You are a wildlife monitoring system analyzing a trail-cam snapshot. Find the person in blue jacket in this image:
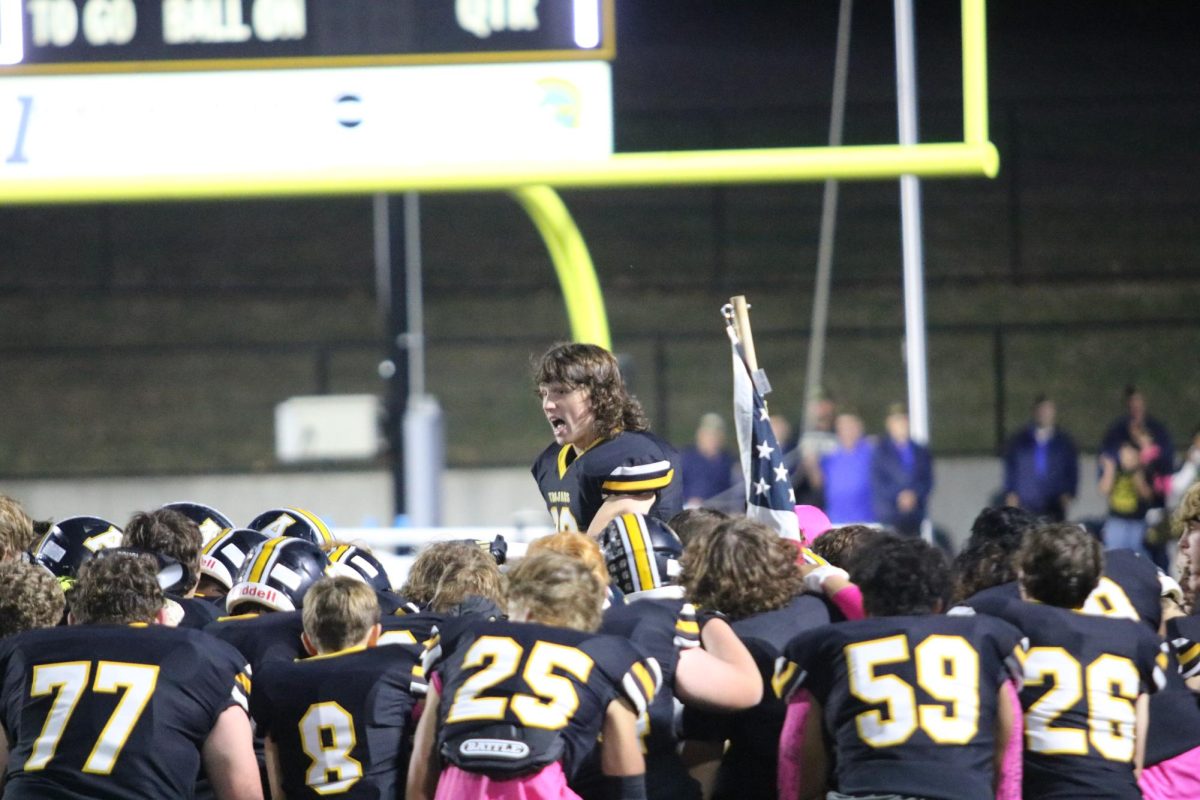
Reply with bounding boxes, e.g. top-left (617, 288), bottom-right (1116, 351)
top-left (1003, 395), bottom-right (1079, 521)
top-left (870, 404), bottom-right (933, 537)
